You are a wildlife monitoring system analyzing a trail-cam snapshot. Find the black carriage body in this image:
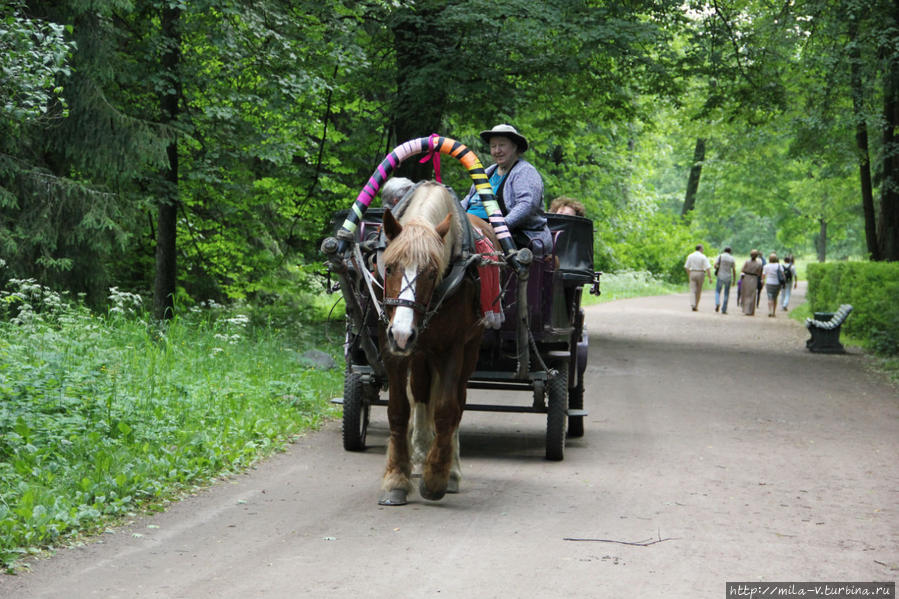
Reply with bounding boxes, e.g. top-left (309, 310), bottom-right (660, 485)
top-left (327, 209), bottom-right (598, 459)
top-left (471, 213), bottom-right (593, 377)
